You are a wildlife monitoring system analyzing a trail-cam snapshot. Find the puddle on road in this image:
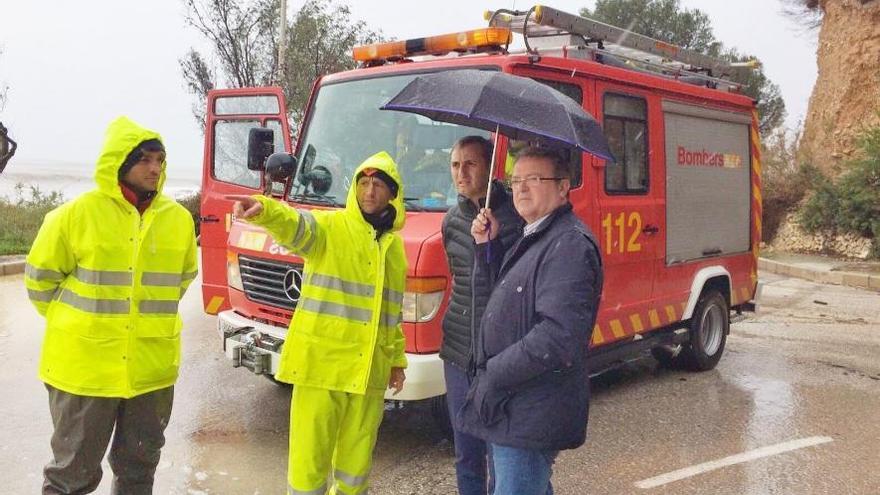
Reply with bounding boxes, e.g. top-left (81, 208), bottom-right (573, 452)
top-left (724, 351), bottom-right (802, 494)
